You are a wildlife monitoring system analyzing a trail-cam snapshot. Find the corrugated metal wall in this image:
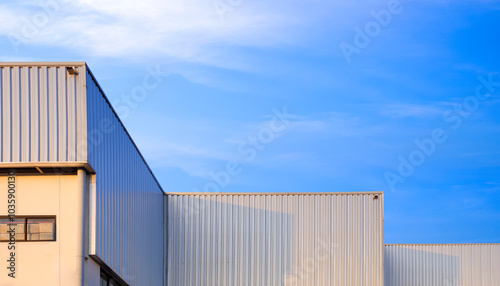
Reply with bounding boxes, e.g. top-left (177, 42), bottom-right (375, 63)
top-left (0, 63), bottom-right (165, 285)
top-left (166, 193), bottom-right (384, 286)
top-left (0, 64), bottom-right (87, 162)
top-left (384, 244), bottom-right (500, 286)
top-left (86, 69), bottom-right (164, 286)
